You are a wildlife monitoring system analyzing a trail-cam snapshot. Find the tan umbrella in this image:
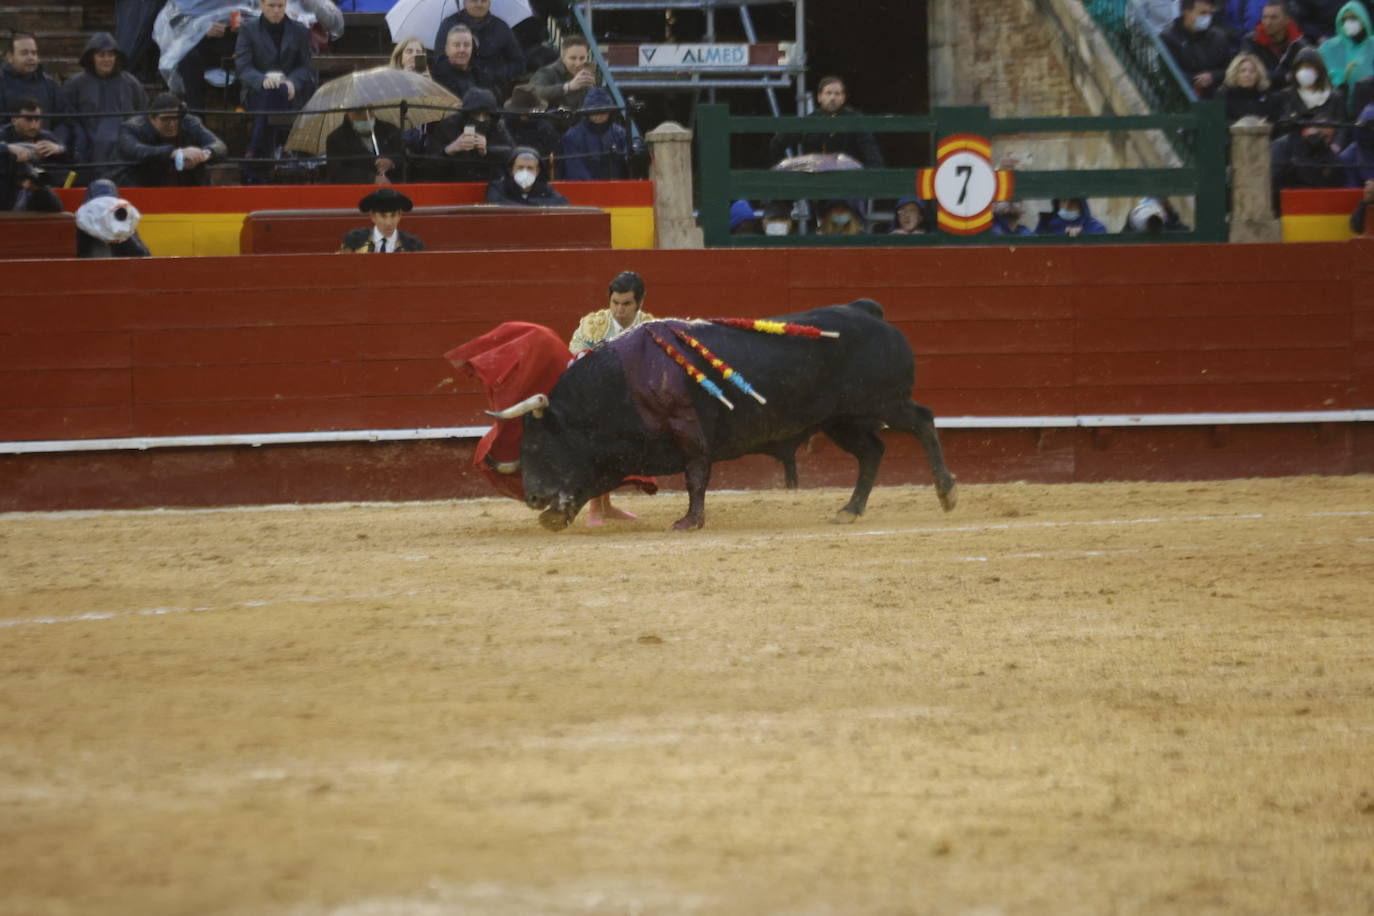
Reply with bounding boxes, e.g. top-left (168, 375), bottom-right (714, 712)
top-left (284, 67), bottom-right (461, 155)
